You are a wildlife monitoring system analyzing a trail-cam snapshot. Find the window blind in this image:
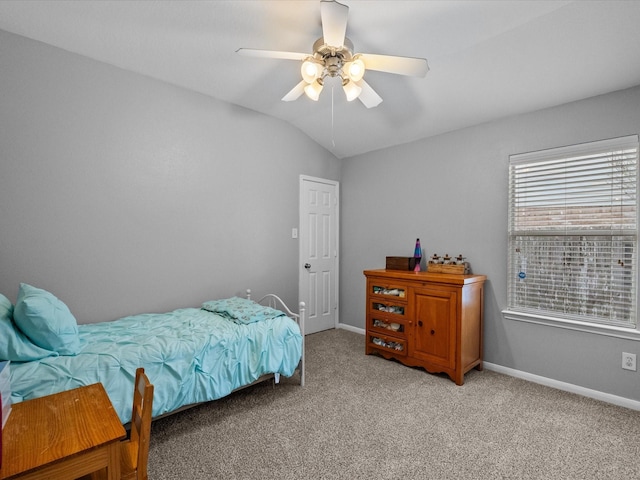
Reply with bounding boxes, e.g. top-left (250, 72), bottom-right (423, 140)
top-left (508, 135), bottom-right (639, 327)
